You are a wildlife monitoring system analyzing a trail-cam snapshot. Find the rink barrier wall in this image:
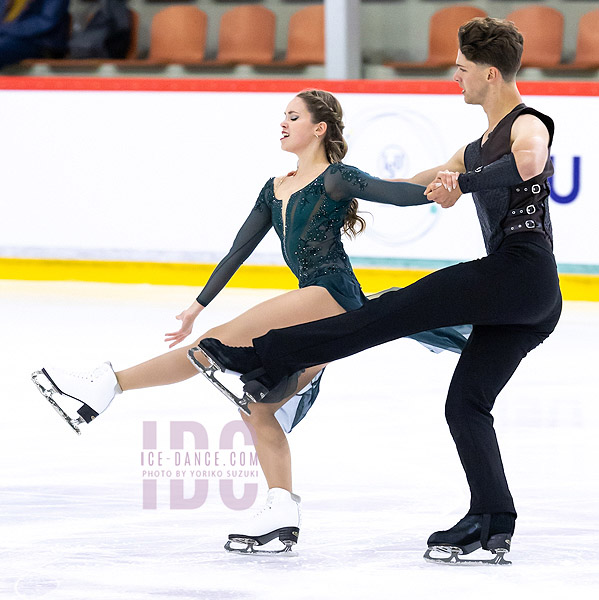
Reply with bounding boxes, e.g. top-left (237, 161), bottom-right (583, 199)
top-left (2, 77), bottom-right (597, 301)
top-left (1, 258), bottom-right (597, 302)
